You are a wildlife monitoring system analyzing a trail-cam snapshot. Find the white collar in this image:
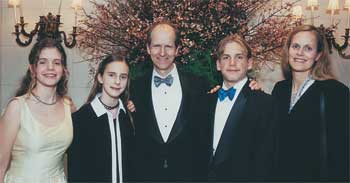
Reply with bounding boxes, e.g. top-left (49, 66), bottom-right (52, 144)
top-left (91, 93), bottom-right (126, 117)
top-left (222, 77), bottom-right (248, 91)
top-left (152, 63), bottom-right (178, 79)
